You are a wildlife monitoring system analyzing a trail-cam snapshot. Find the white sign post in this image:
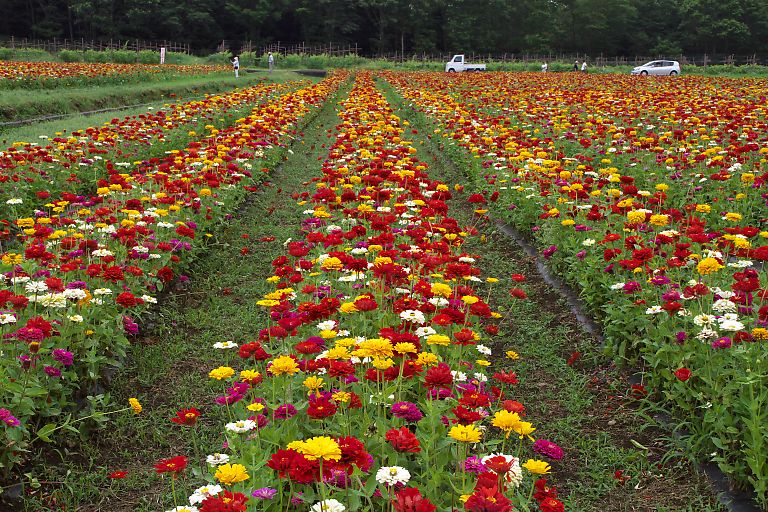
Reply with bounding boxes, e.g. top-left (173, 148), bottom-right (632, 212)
top-left (160, 47), bottom-right (166, 64)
